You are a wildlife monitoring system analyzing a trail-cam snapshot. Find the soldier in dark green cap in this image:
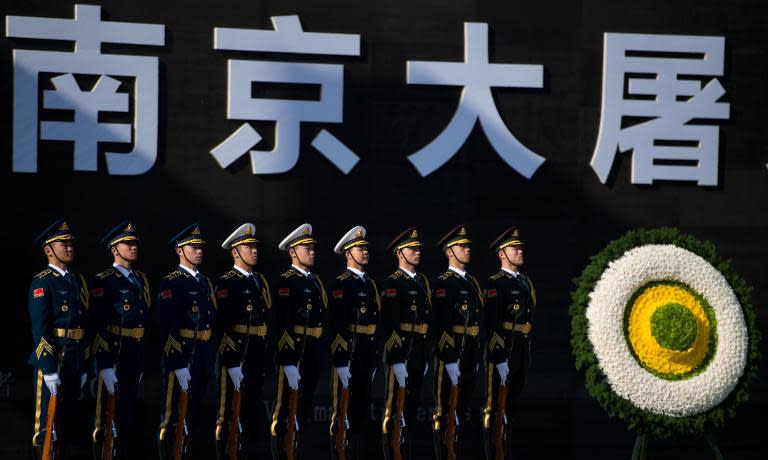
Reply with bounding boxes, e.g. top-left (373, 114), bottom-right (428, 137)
top-left (156, 223), bottom-right (217, 459)
top-left (28, 219), bottom-right (91, 460)
top-left (380, 227), bottom-right (432, 460)
top-left (482, 227), bottom-right (536, 460)
top-left (430, 225), bottom-right (484, 460)
top-left (90, 220), bottom-right (150, 460)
